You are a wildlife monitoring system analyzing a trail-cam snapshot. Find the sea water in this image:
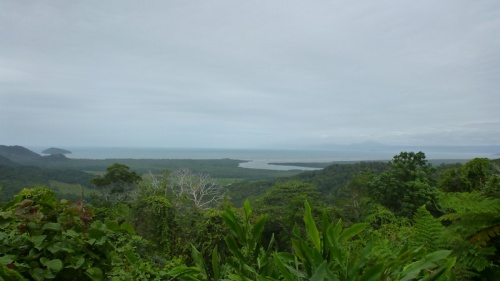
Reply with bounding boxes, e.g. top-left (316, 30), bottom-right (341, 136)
top-left (30, 146), bottom-right (496, 171)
